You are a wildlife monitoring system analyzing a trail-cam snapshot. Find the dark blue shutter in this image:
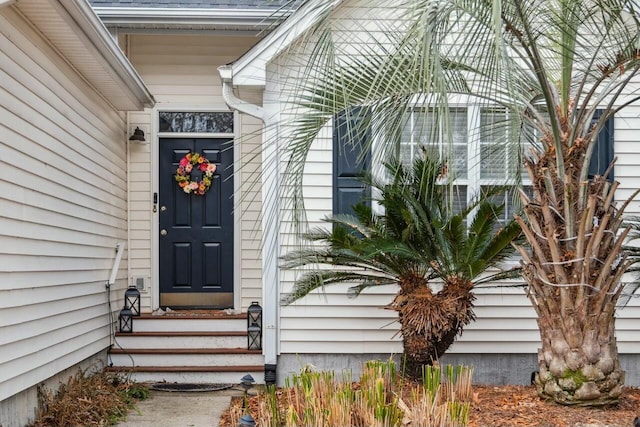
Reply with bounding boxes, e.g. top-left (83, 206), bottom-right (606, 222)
top-left (588, 110), bottom-right (614, 181)
top-left (333, 107), bottom-right (371, 215)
